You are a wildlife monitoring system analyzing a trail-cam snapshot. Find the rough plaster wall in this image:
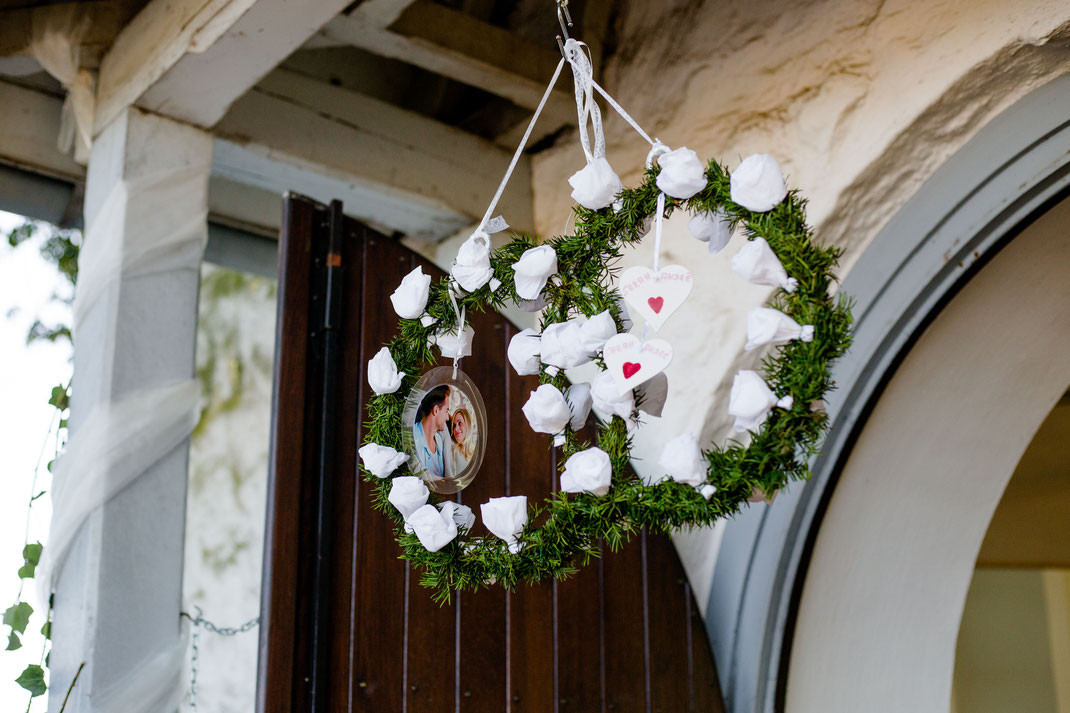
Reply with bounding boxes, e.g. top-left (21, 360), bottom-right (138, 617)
top-left (182, 265), bottom-right (276, 713)
top-left (528, 0), bottom-right (1070, 610)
